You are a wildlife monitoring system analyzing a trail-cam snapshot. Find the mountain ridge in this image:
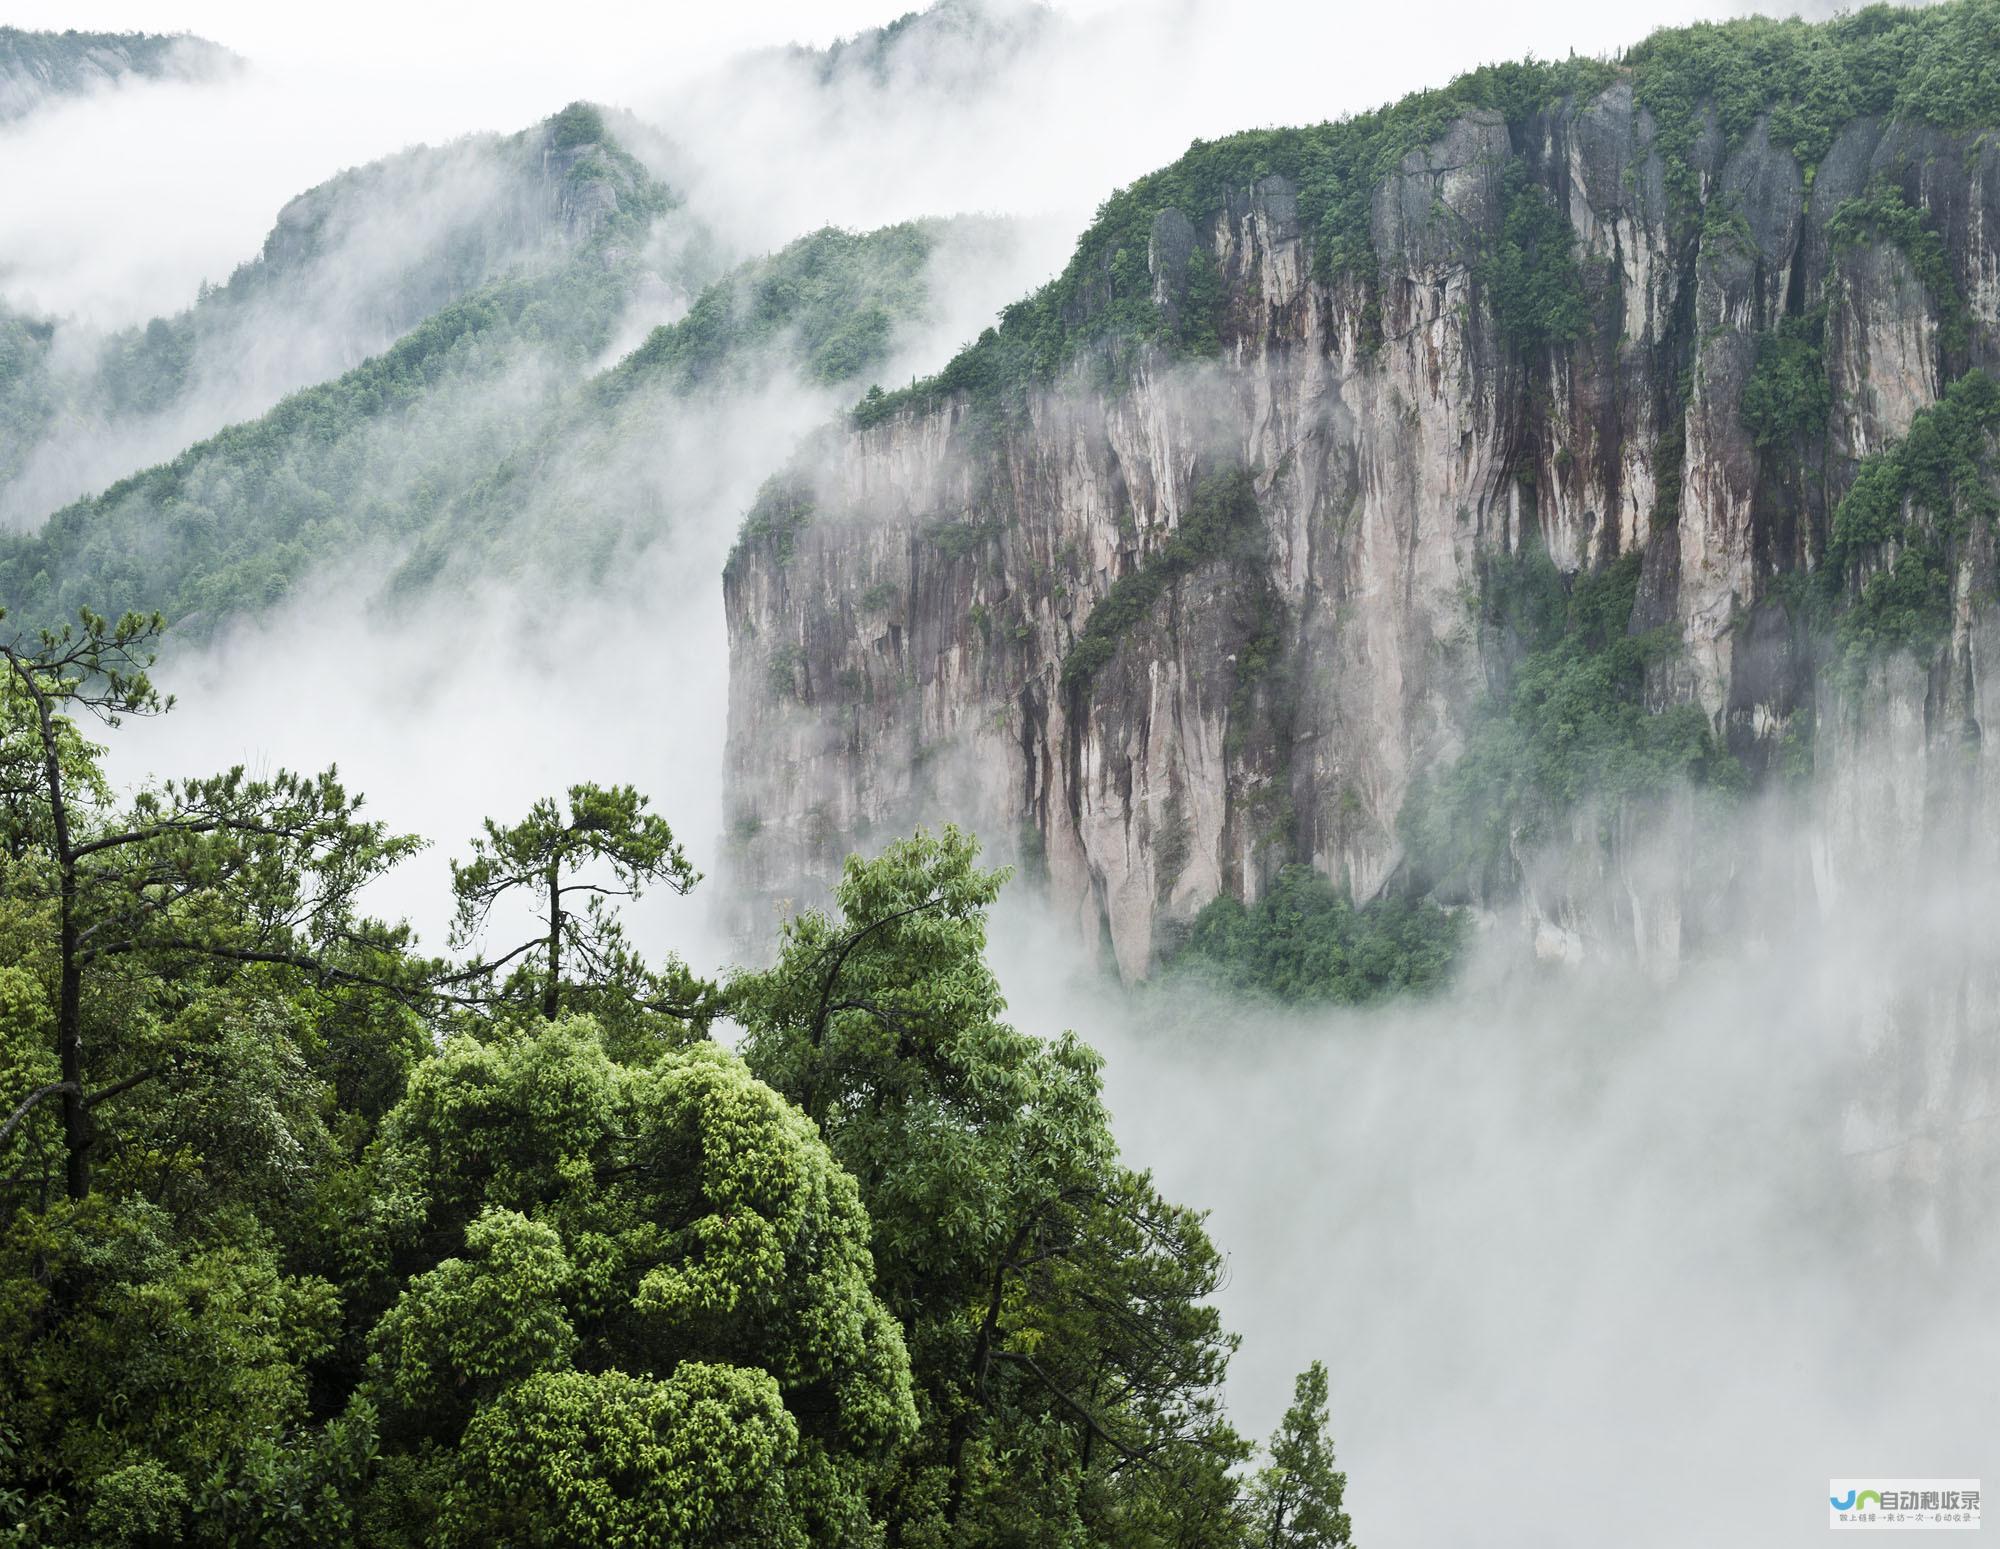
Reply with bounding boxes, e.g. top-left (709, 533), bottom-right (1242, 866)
top-left (0, 26), bottom-right (237, 123)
